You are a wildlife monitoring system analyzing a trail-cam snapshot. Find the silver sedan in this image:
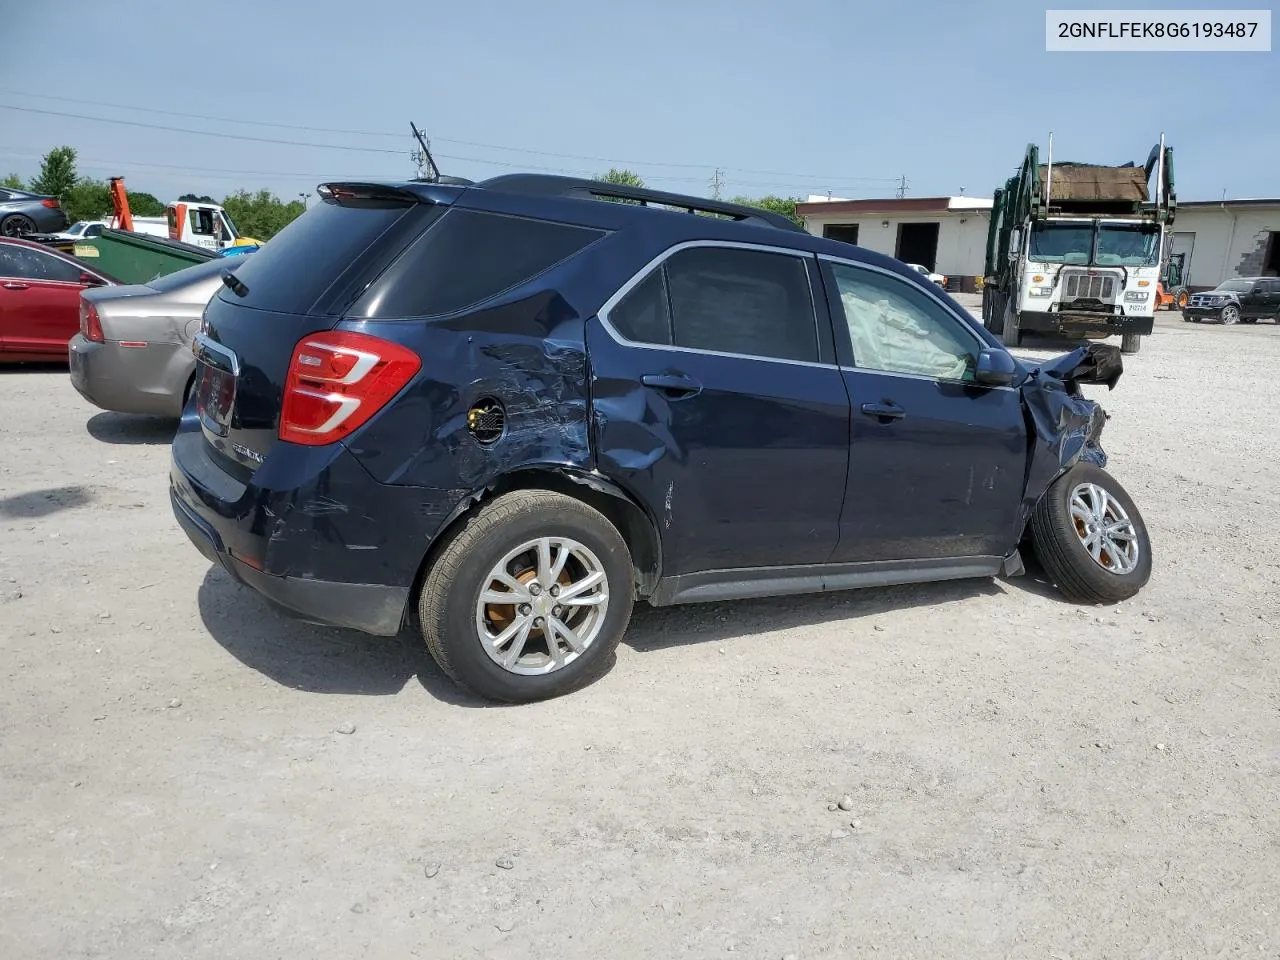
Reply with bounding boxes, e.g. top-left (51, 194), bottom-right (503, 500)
top-left (69, 257), bottom-right (242, 418)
